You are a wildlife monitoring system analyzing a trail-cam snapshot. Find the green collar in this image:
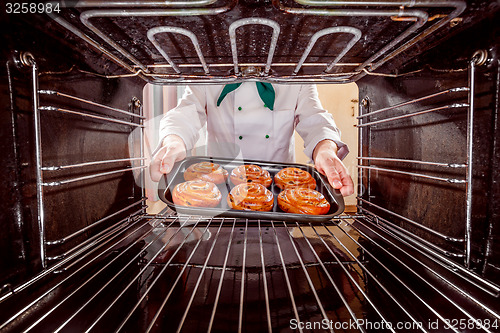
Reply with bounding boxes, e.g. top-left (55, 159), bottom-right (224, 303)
top-left (216, 82), bottom-right (275, 110)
